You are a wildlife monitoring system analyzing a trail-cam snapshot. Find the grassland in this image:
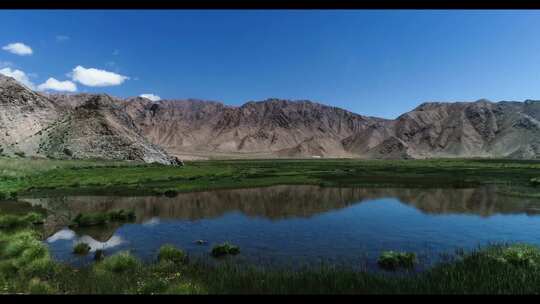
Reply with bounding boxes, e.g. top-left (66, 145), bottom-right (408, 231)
top-left (2, 156), bottom-right (540, 294)
top-left (2, 157), bottom-right (540, 199)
